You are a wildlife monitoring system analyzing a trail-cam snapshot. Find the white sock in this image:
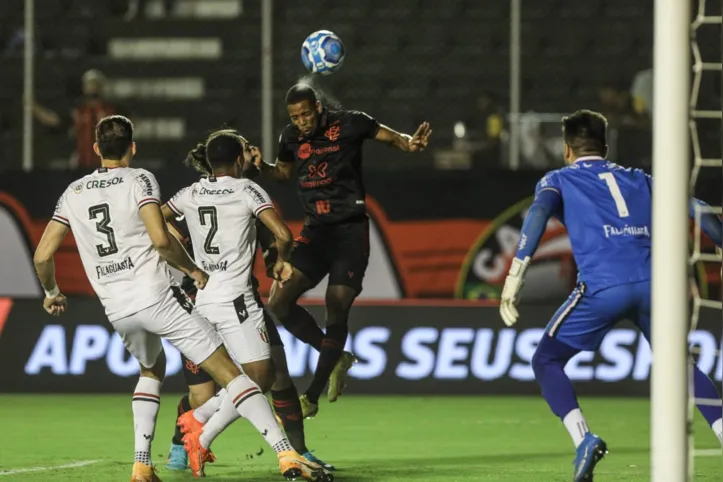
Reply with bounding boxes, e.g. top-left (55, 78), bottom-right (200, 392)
top-left (193, 389), bottom-right (226, 424)
top-left (132, 377), bottom-right (162, 465)
top-left (213, 375), bottom-right (291, 453)
top-left (563, 408), bottom-right (590, 448)
top-left (199, 391), bottom-right (241, 449)
top-left (712, 418), bottom-right (723, 444)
